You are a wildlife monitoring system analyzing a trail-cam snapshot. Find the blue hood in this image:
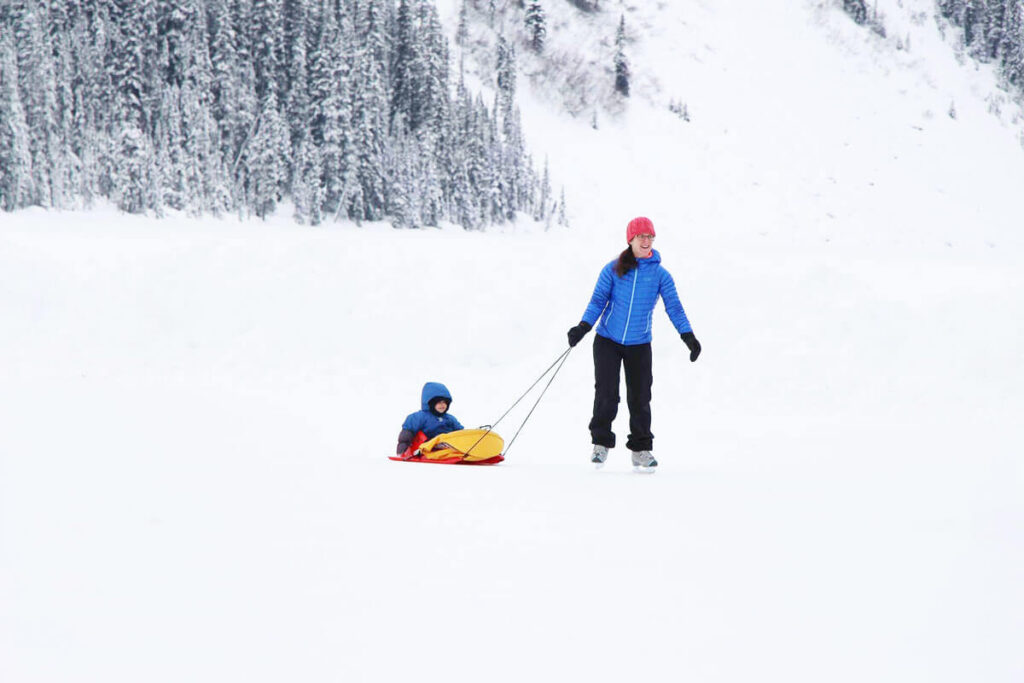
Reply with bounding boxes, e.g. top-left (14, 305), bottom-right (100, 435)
top-left (421, 382), bottom-right (453, 411)
top-left (640, 249), bottom-right (662, 266)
